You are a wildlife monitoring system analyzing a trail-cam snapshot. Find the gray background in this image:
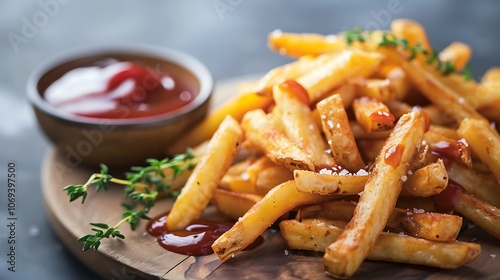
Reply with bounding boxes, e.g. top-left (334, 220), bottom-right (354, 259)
top-left (1, 1), bottom-right (499, 279)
